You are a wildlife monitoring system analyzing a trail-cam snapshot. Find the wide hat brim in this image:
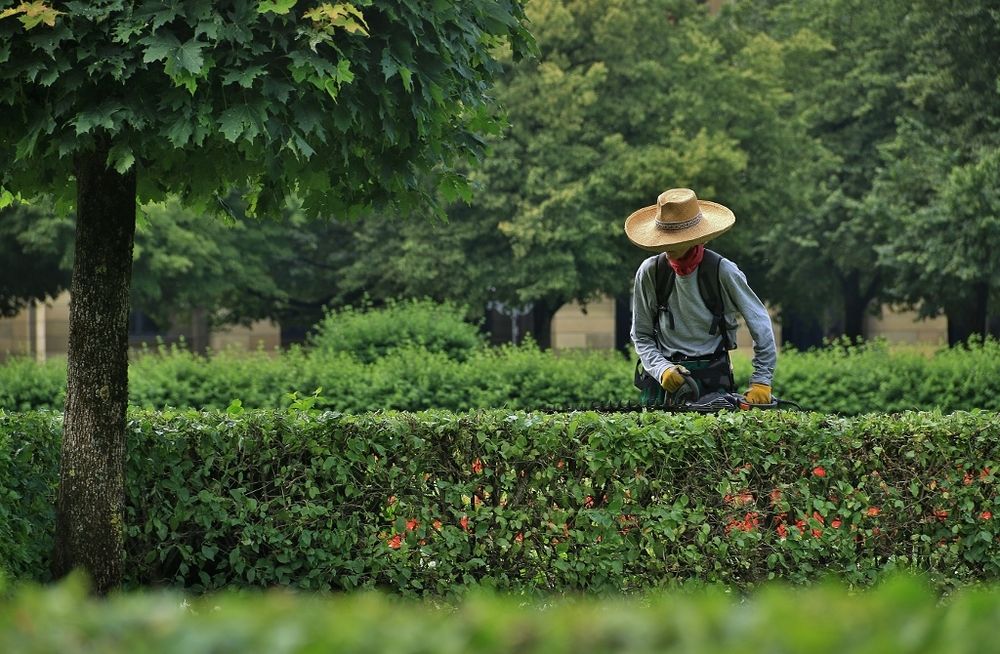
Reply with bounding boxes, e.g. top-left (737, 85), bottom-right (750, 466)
top-left (624, 199), bottom-right (735, 252)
